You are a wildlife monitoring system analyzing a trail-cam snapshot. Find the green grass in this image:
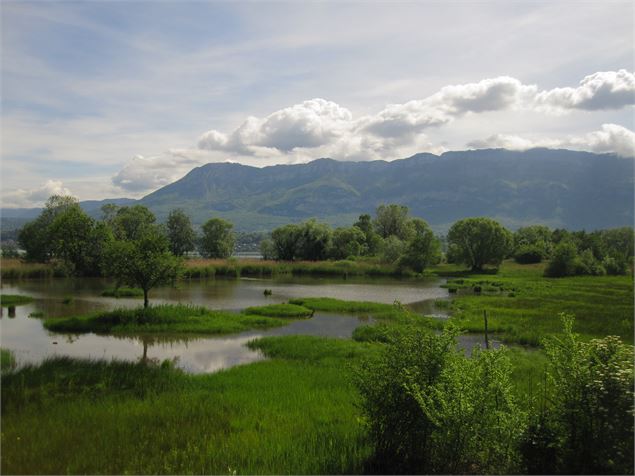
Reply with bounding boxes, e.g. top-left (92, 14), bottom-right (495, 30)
top-left (0, 294), bottom-right (34, 306)
top-left (1, 349), bottom-right (16, 373)
top-left (1, 346), bottom-right (371, 474)
top-left (43, 304), bottom-right (289, 335)
top-left (444, 261), bottom-right (634, 346)
top-left (289, 297), bottom-right (395, 313)
top-left (243, 303), bottom-right (314, 318)
top-left (101, 287), bottom-right (144, 298)
top-left (289, 297), bottom-right (444, 329)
